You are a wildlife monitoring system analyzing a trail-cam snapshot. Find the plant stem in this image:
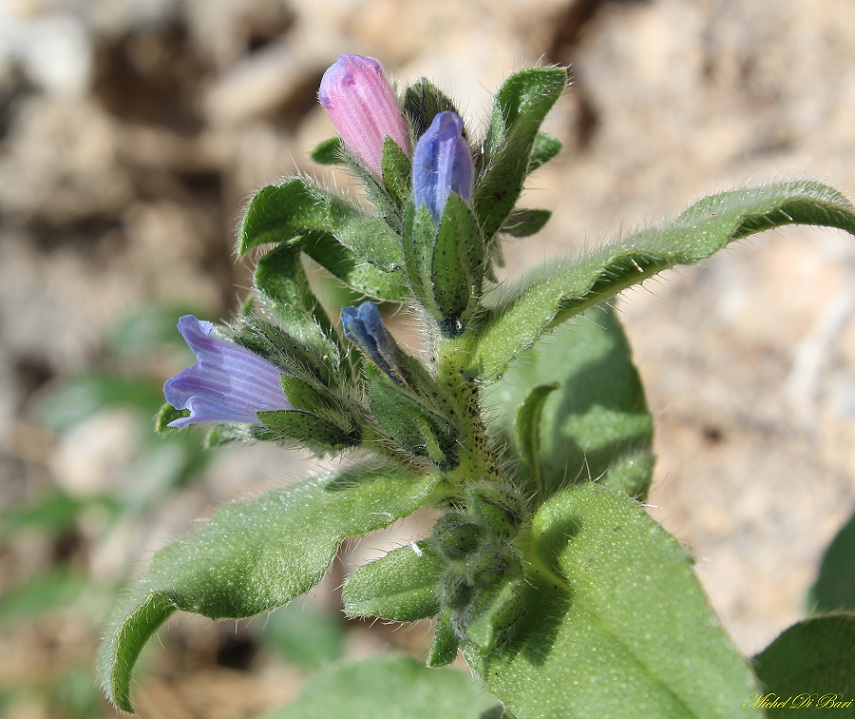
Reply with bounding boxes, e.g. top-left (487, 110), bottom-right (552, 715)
top-left (435, 330), bottom-right (502, 486)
